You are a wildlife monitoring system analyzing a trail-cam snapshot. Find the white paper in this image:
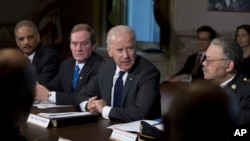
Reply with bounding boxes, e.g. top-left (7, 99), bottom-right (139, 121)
top-left (107, 120), bottom-right (163, 133)
top-left (110, 128), bottom-right (137, 141)
top-left (33, 101), bottom-right (74, 109)
top-left (38, 112), bottom-right (92, 119)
